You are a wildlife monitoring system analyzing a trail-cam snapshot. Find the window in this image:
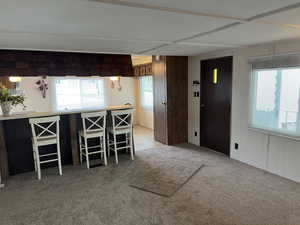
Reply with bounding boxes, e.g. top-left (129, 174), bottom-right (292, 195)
top-left (53, 78), bottom-right (105, 111)
top-left (140, 76), bottom-right (153, 109)
top-left (250, 67), bottom-right (300, 137)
